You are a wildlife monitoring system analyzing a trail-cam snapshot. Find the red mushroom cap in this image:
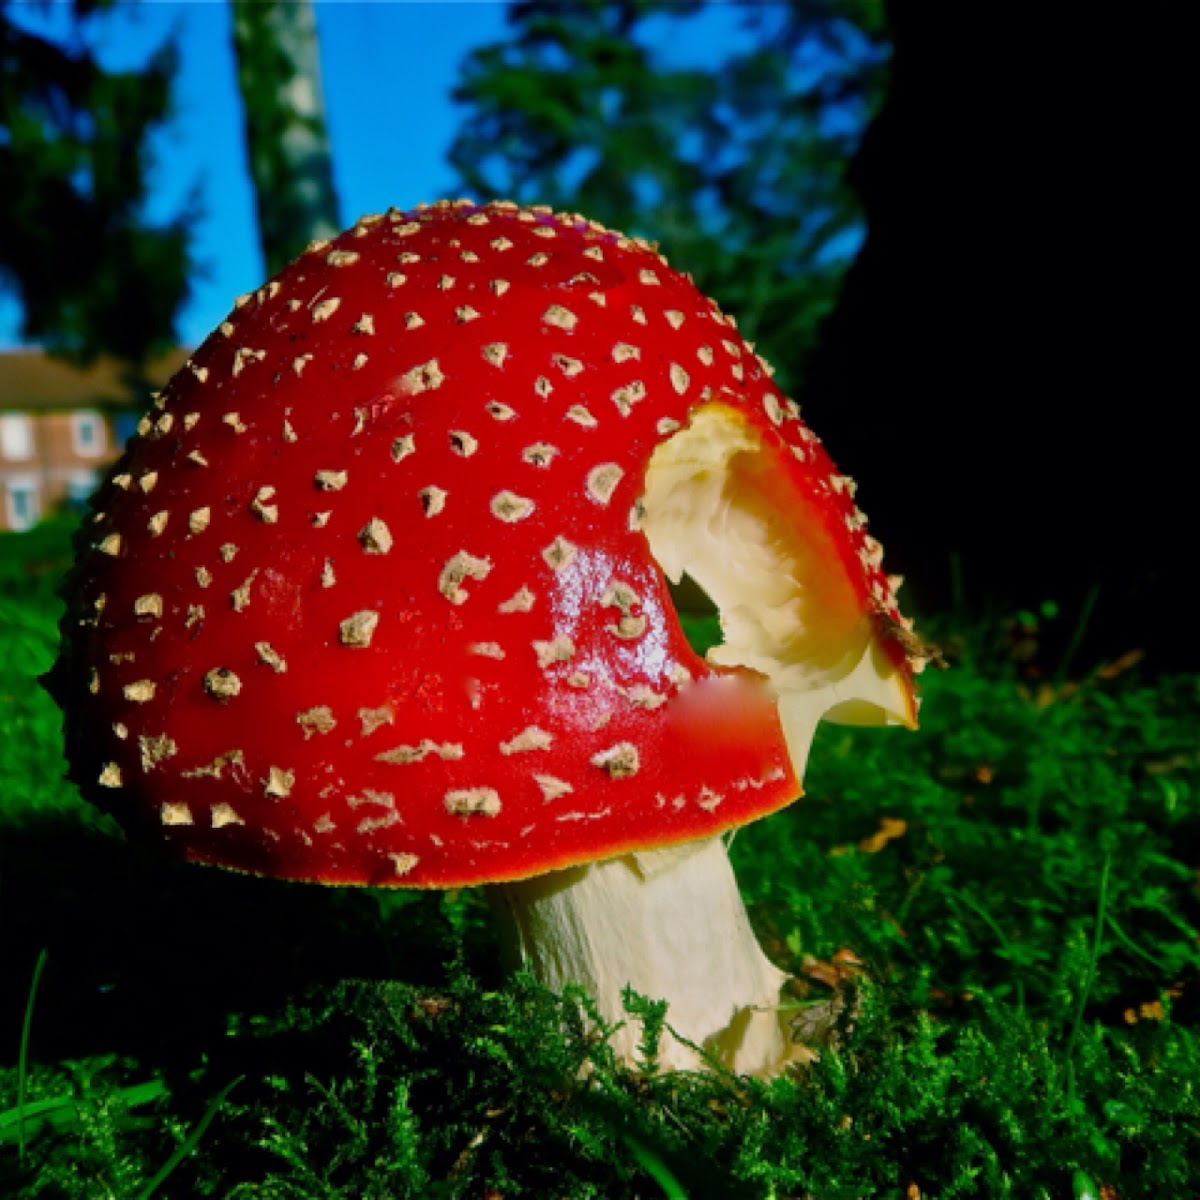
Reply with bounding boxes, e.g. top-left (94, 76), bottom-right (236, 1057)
top-left (51, 199), bottom-right (919, 887)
